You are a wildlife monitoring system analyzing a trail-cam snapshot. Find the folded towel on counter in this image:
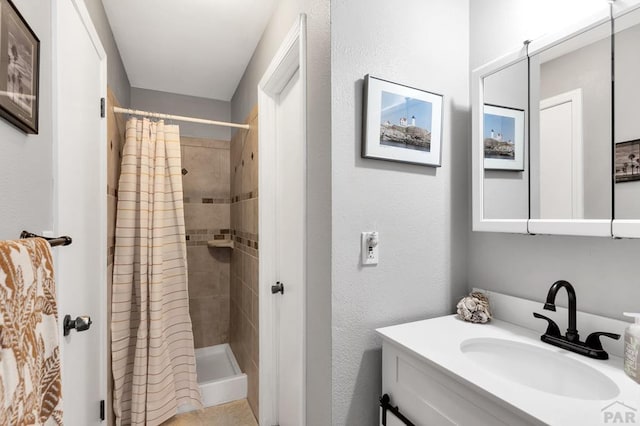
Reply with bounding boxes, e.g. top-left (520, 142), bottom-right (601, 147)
top-left (0, 238), bottom-right (63, 425)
